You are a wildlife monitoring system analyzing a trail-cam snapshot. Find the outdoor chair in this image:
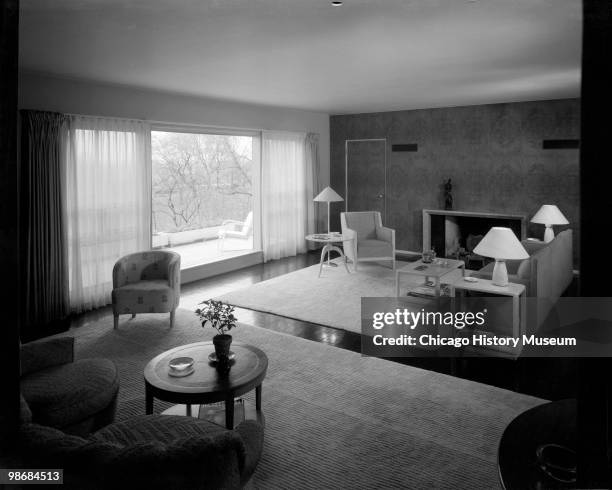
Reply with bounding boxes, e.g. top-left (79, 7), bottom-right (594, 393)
top-left (218, 211), bottom-right (253, 250)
